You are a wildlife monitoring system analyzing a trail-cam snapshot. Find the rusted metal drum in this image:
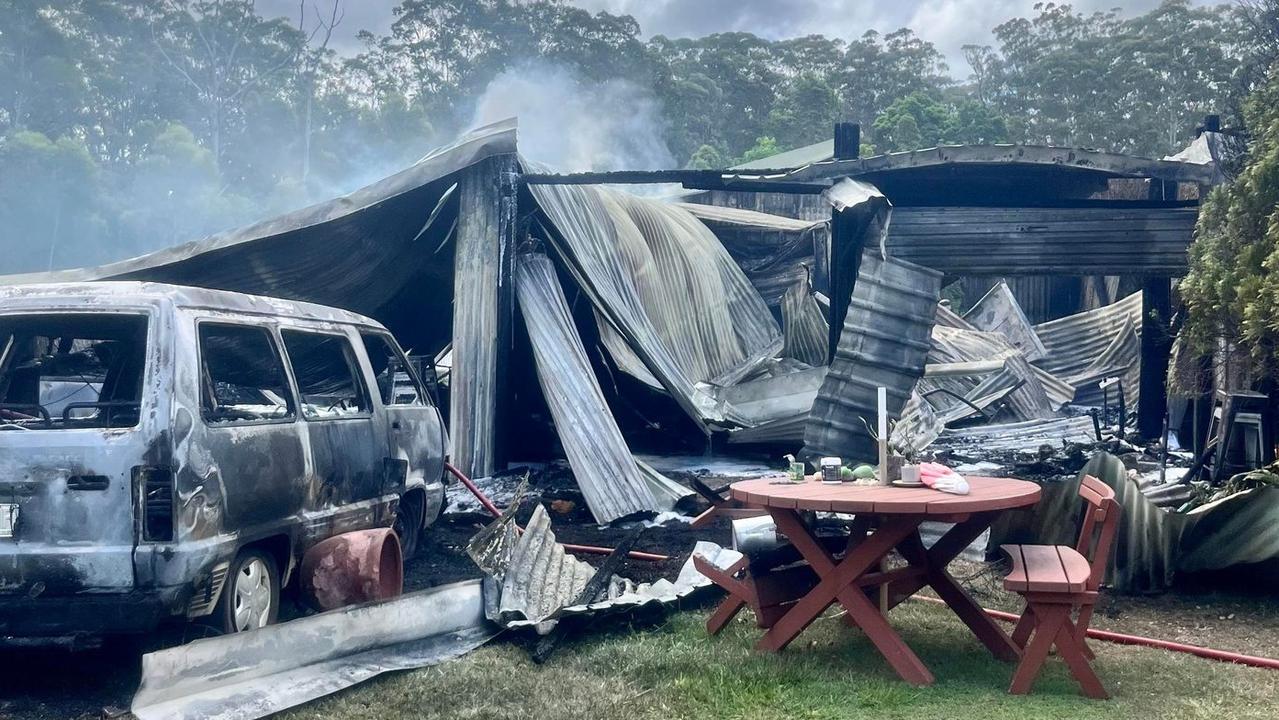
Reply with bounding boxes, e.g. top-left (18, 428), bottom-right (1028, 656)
top-left (300, 528), bottom-right (404, 611)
